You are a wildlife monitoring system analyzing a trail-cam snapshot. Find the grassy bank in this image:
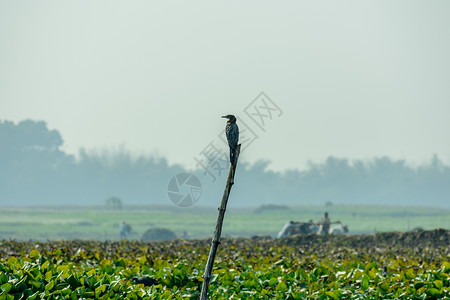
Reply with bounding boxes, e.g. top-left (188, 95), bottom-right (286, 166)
top-left (0, 205), bottom-right (449, 241)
